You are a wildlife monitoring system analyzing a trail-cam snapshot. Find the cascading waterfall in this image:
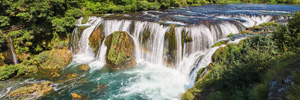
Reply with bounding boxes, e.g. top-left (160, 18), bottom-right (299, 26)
top-left (71, 14), bottom-right (274, 77)
top-left (8, 38), bottom-right (18, 64)
top-left (188, 45), bottom-right (226, 87)
top-left (72, 17), bottom-right (103, 64)
top-left (67, 4), bottom-right (296, 99)
top-left (0, 4), bottom-right (298, 100)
